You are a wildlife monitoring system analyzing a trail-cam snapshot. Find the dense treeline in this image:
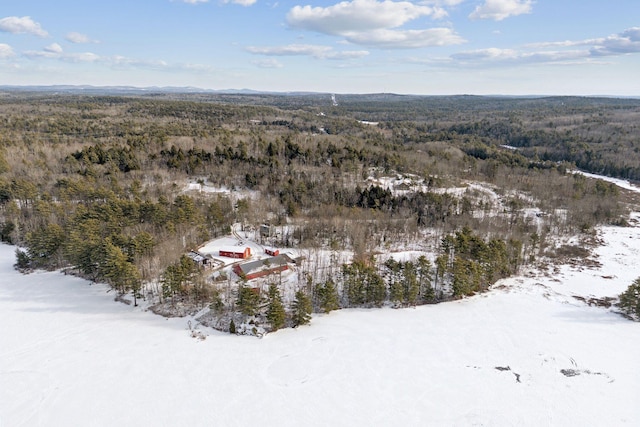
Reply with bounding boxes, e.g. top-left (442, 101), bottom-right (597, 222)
top-left (0, 92), bottom-right (633, 331)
